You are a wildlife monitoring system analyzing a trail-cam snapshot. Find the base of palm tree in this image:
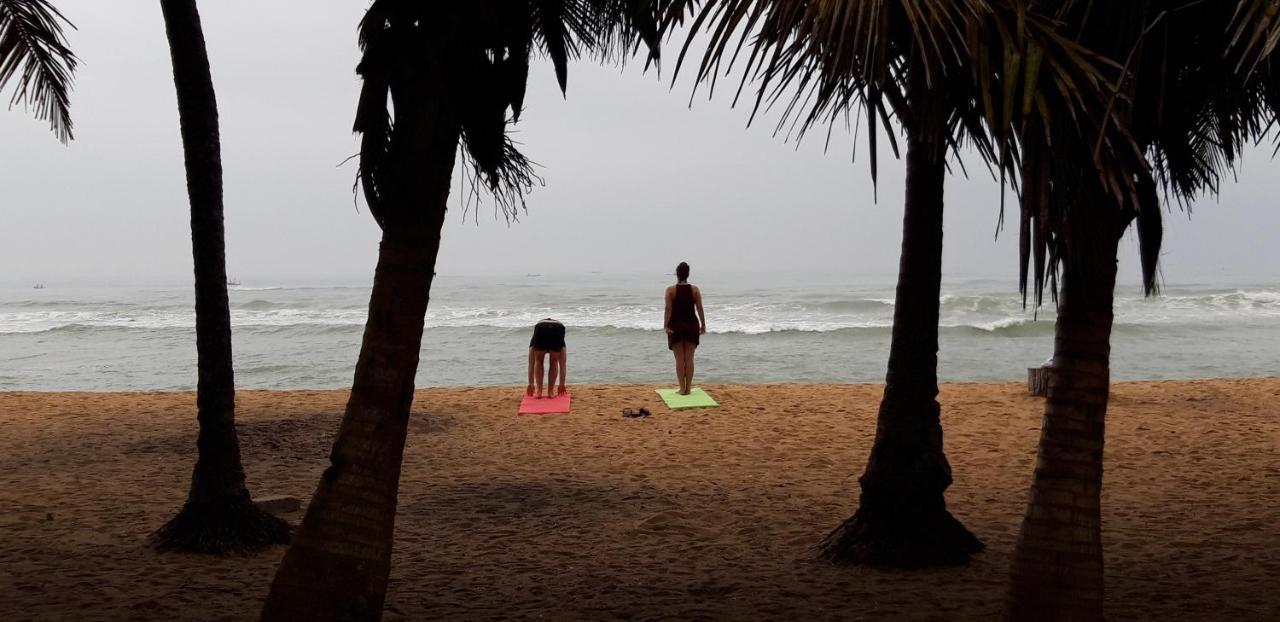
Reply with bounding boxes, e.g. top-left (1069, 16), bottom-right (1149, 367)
top-left (152, 495), bottom-right (292, 554)
top-left (816, 506), bottom-right (983, 568)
